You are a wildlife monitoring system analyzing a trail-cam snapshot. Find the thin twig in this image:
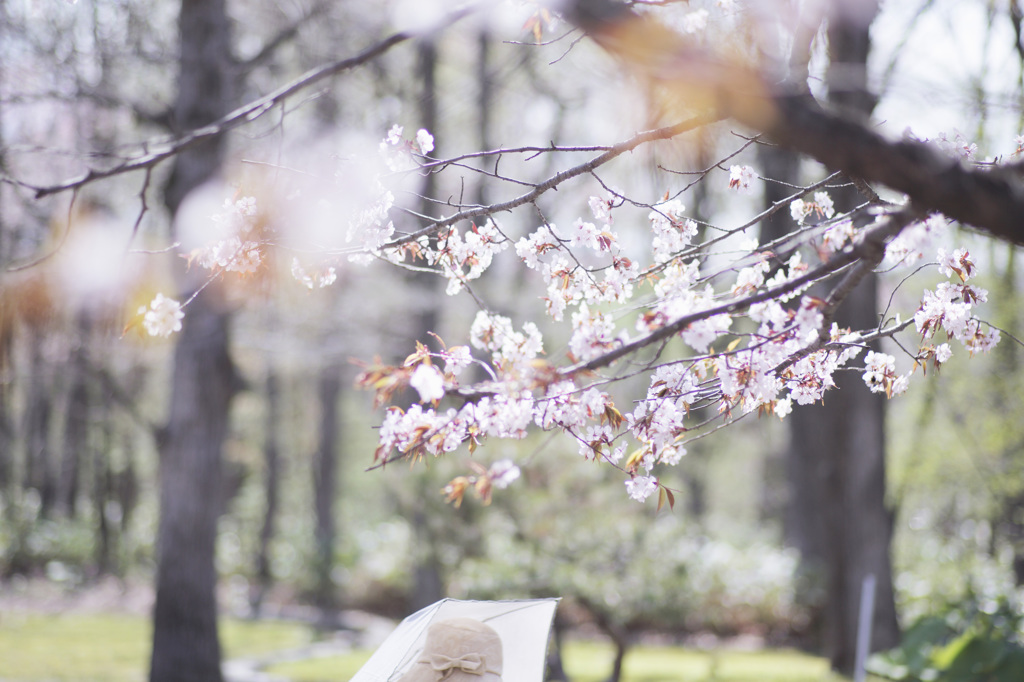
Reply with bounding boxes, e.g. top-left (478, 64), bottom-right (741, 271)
top-left (385, 114), bottom-right (723, 247)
